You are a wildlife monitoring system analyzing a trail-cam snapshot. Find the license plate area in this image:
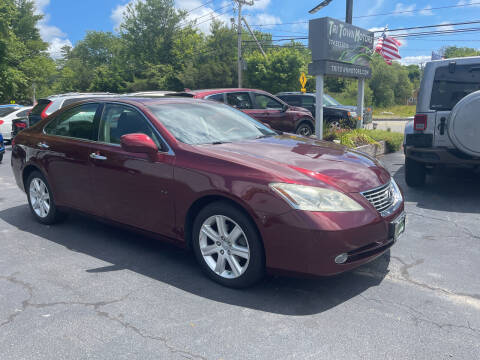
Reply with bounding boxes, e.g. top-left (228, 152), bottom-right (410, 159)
top-left (389, 212), bottom-right (406, 241)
